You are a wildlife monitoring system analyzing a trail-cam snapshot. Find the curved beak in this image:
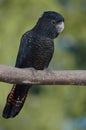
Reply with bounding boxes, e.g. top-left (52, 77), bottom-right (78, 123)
top-left (56, 21), bottom-right (64, 33)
